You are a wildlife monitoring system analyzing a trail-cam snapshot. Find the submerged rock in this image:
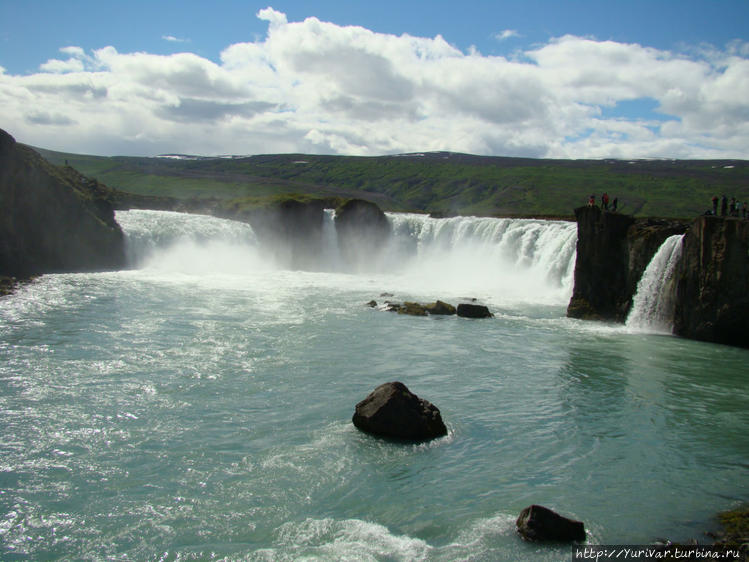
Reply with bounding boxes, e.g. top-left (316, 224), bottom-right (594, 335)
top-left (516, 504), bottom-right (586, 543)
top-left (352, 381), bottom-right (447, 441)
top-left (456, 303), bottom-right (493, 318)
